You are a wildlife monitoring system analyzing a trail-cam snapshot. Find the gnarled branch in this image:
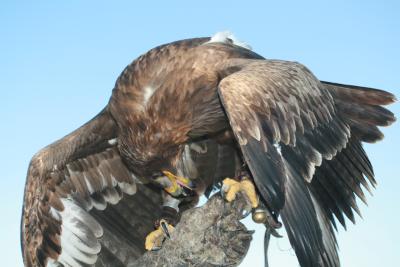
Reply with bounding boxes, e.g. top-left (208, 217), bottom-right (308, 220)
top-left (129, 194), bottom-right (254, 267)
